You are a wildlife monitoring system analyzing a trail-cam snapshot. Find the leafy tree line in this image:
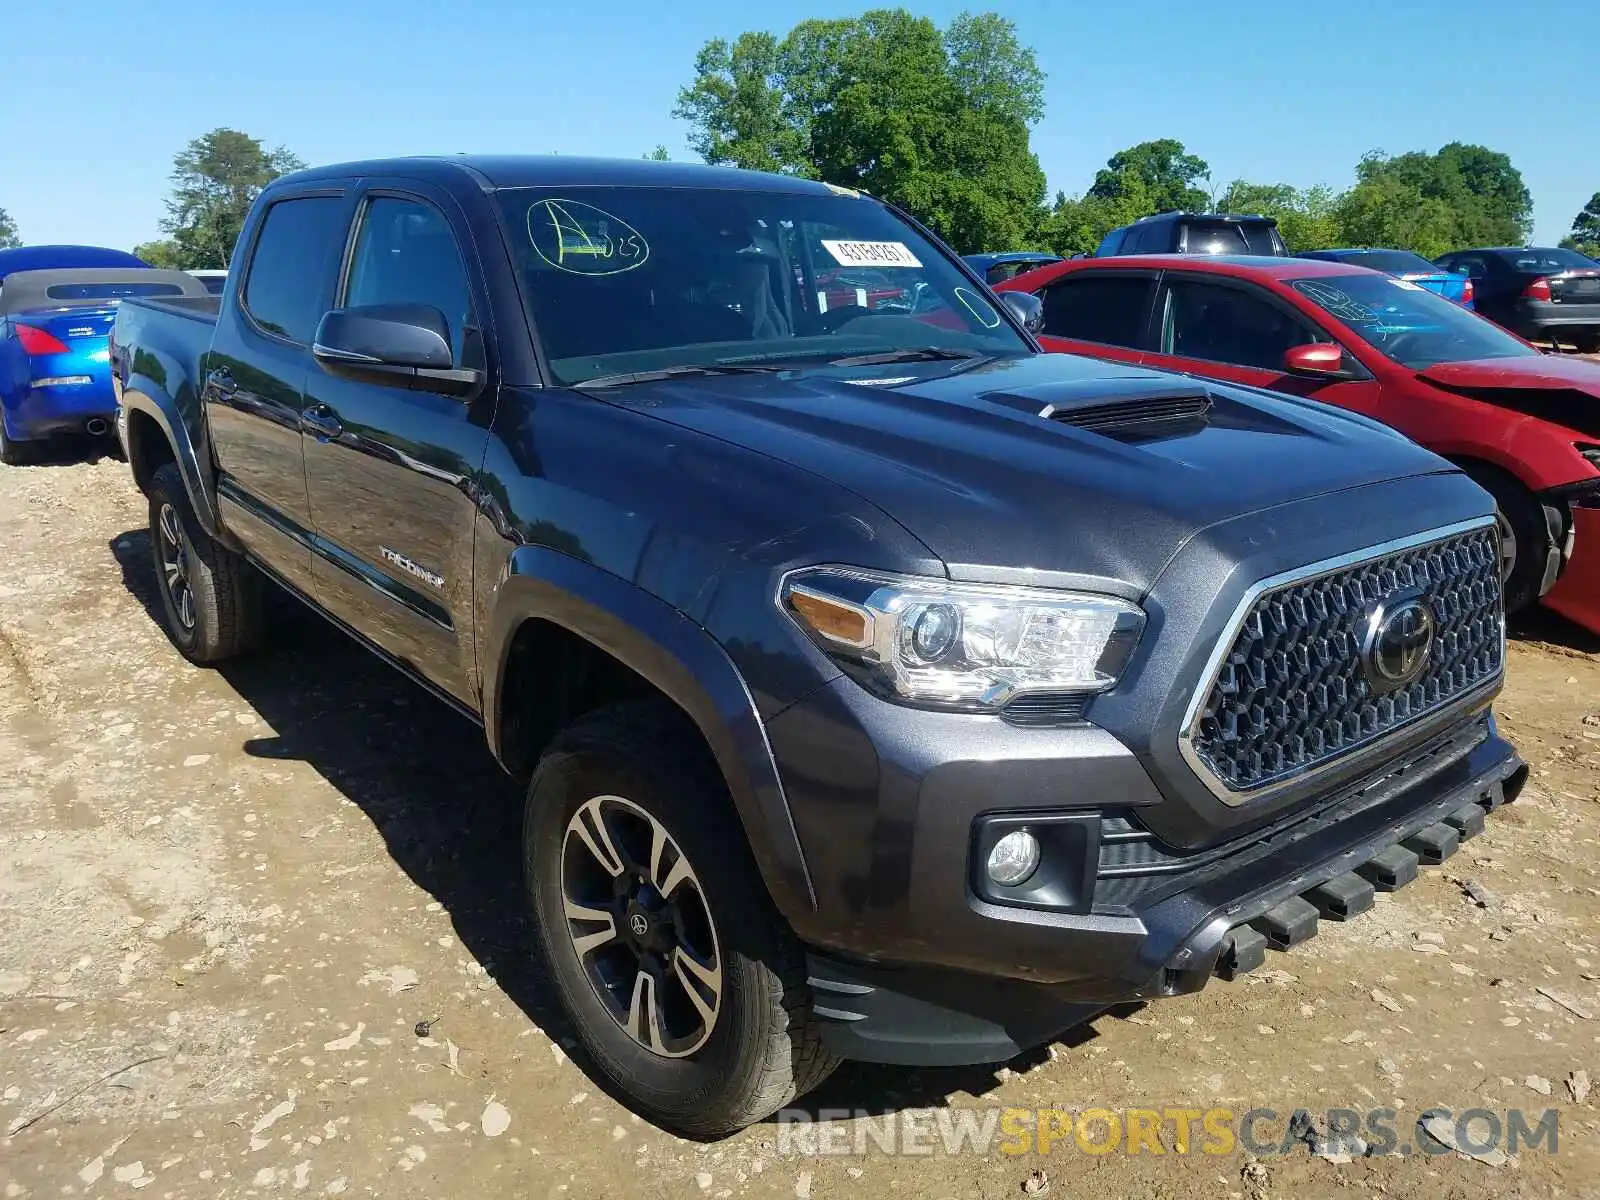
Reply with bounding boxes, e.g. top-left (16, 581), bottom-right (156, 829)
top-left (675, 9), bottom-right (1595, 261)
top-left (0, 206), bottom-right (20, 250)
